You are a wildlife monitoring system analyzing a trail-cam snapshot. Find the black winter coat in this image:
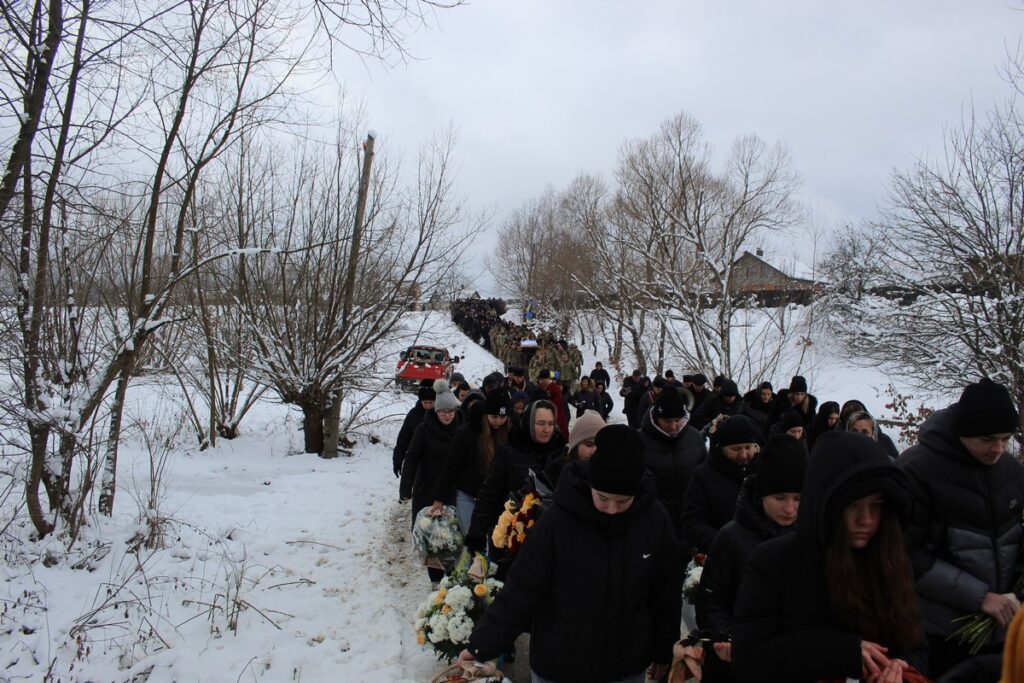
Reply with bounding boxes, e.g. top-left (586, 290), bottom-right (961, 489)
top-left (465, 422), bottom-right (567, 552)
top-left (589, 367), bottom-right (611, 386)
top-left (682, 447), bottom-right (759, 554)
top-left (399, 411), bottom-right (458, 524)
top-left (691, 394), bottom-right (742, 432)
top-left (765, 389), bottom-right (818, 434)
top-left (639, 408), bottom-right (707, 542)
top-left (569, 389), bottom-right (599, 418)
top-left (696, 476), bottom-right (796, 683)
top-left (738, 391), bottom-right (774, 429)
top-left (899, 406), bottom-right (1024, 641)
top-left (432, 421), bottom-right (490, 502)
top-left (623, 385), bottom-right (646, 427)
top-left (594, 390), bottom-right (614, 420)
top-left (393, 402), bottom-right (428, 474)
top-left (731, 433), bottom-right (926, 683)
top-left (467, 461), bottom-right (682, 682)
